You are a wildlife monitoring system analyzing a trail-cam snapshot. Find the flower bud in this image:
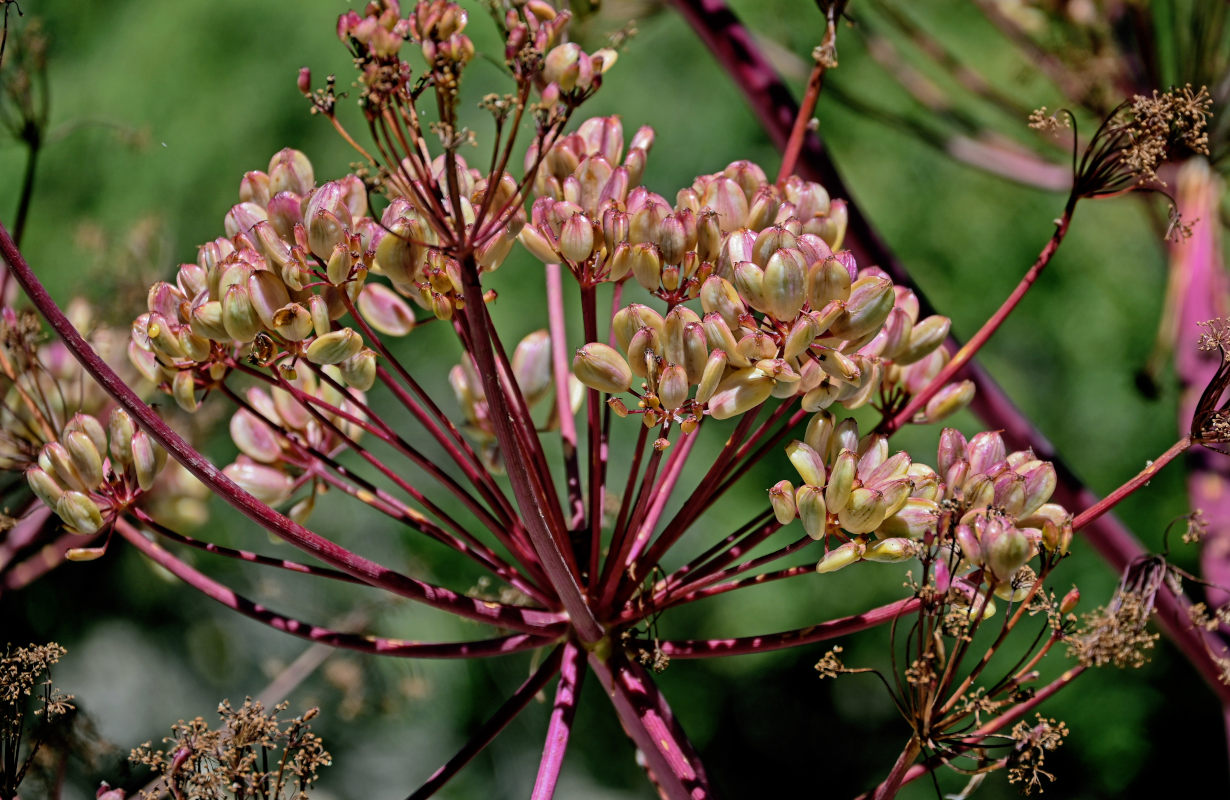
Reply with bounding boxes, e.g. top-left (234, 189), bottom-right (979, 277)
top-left (559, 213), bottom-right (596, 263)
top-left (985, 523), bottom-right (1032, 583)
top-left (26, 466), bottom-right (63, 508)
top-left (699, 276), bottom-right (747, 332)
top-left (169, 370), bottom-right (197, 413)
top-left (131, 430), bottom-right (165, 491)
top-left (863, 537), bottom-right (917, 563)
top-left (830, 276), bottom-right (894, 341)
top-left (268, 148), bottom-right (315, 196)
top-left (306, 328), bottom-right (364, 365)
top-left (1060, 587), bottom-right (1080, 615)
top-left (786, 441), bottom-right (826, 488)
top-left (56, 491), bottom-right (104, 535)
top-left (247, 270), bottom-right (291, 329)
top-left (108, 409), bottom-right (136, 467)
top-left (816, 540), bottom-right (863, 574)
top-left (224, 462), bottom-right (294, 506)
top-left (190, 301), bottom-right (229, 342)
top-left (921, 380), bottom-right (976, 424)
top-left (222, 285), bottom-right (261, 342)
top-left (701, 176), bottom-right (749, 232)
top-left (573, 343), bottom-right (633, 394)
top-left (795, 484), bottom-right (828, 539)
top-left (1019, 461), bottom-right (1057, 518)
top-left (628, 242), bottom-right (663, 291)
top-left (681, 323), bottom-right (709, 385)
top-left (825, 449), bottom-right (857, 514)
top-left (65, 413), bottom-right (108, 458)
top-left (878, 498), bottom-right (939, 539)
top-left (707, 367), bottom-right (774, 420)
top-left (694, 349), bottom-right (727, 404)
top-left (66, 546), bottom-right (108, 562)
top-left (838, 486), bottom-right (885, 535)
top-left (230, 409), bottom-right (282, 463)
top-left (762, 248), bottom-right (807, 320)
top-left (40, 442), bottom-right (88, 493)
top-left (224, 202), bottom-right (268, 243)
top-left (271, 303), bottom-right (312, 341)
top-left (657, 364), bottom-right (690, 411)
top-left (955, 521), bottom-right (983, 565)
top-left (895, 315), bottom-right (951, 365)
top-left (817, 199), bottom-right (848, 249)
top-left (340, 349), bottom-right (378, 391)
top-left (801, 378), bottom-right (841, 411)
top-left (731, 261), bottom-right (767, 313)
top-left (807, 257), bottom-right (852, 309)
top-left (769, 479), bottom-right (797, 525)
